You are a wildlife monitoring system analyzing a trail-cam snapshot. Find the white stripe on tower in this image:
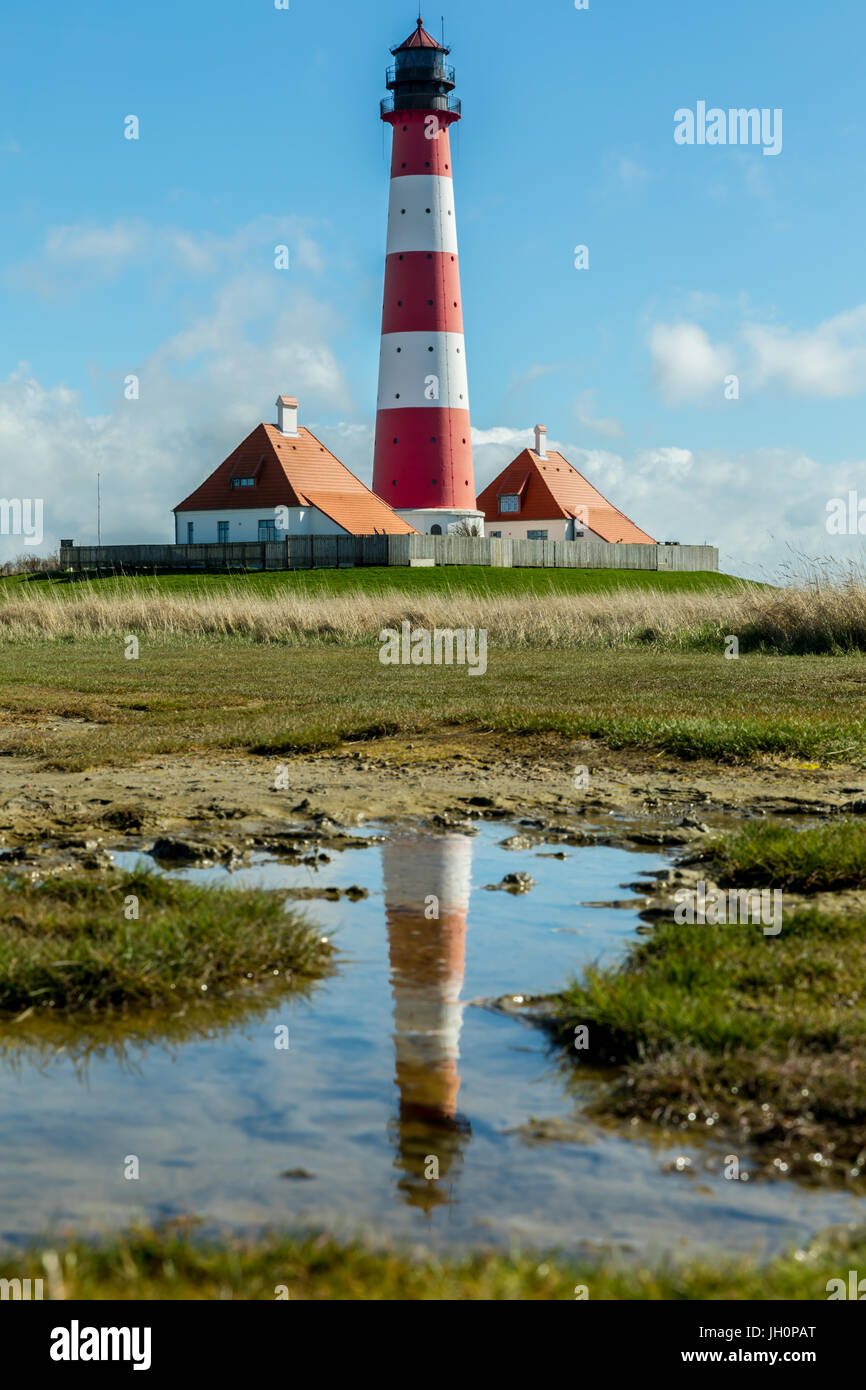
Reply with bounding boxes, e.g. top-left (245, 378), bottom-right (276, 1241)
top-left (385, 175), bottom-right (459, 255)
top-left (377, 331), bottom-right (468, 410)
